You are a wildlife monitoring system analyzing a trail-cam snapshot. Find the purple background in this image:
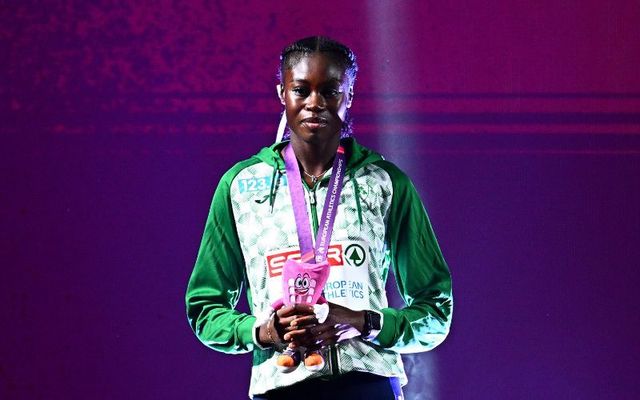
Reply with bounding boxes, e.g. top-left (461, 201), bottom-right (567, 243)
top-left (2, 1), bottom-right (640, 399)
